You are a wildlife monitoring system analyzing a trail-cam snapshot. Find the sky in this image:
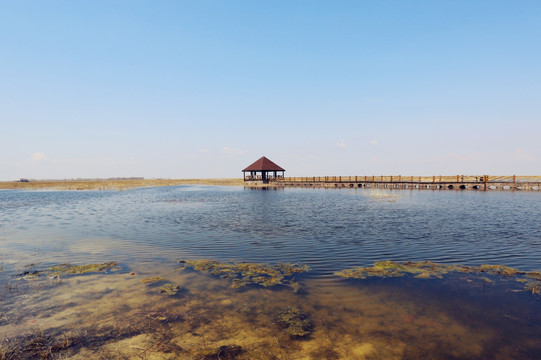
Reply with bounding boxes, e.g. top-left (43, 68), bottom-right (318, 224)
top-left (1, 1), bottom-right (540, 180)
